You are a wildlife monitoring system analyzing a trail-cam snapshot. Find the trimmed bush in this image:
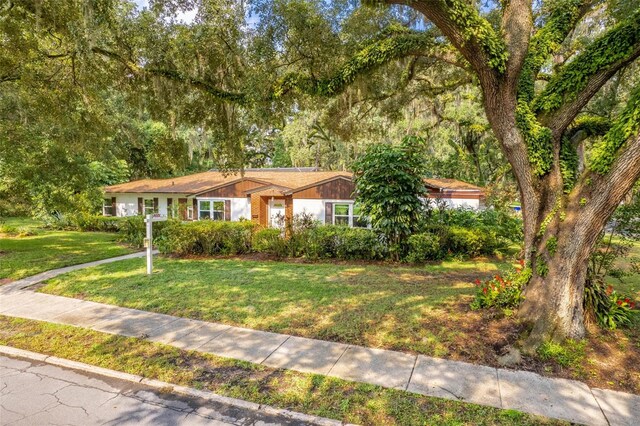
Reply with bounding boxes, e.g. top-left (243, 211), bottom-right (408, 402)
top-left (304, 226), bottom-right (387, 260)
top-left (157, 220), bottom-right (256, 256)
top-left (72, 213), bottom-right (122, 232)
top-left (252, 228), bottom-right (288, 257)
top-left (404, 233), bottom-right (441, 263)
top-left (442, 226), bottom-right (485, 257)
